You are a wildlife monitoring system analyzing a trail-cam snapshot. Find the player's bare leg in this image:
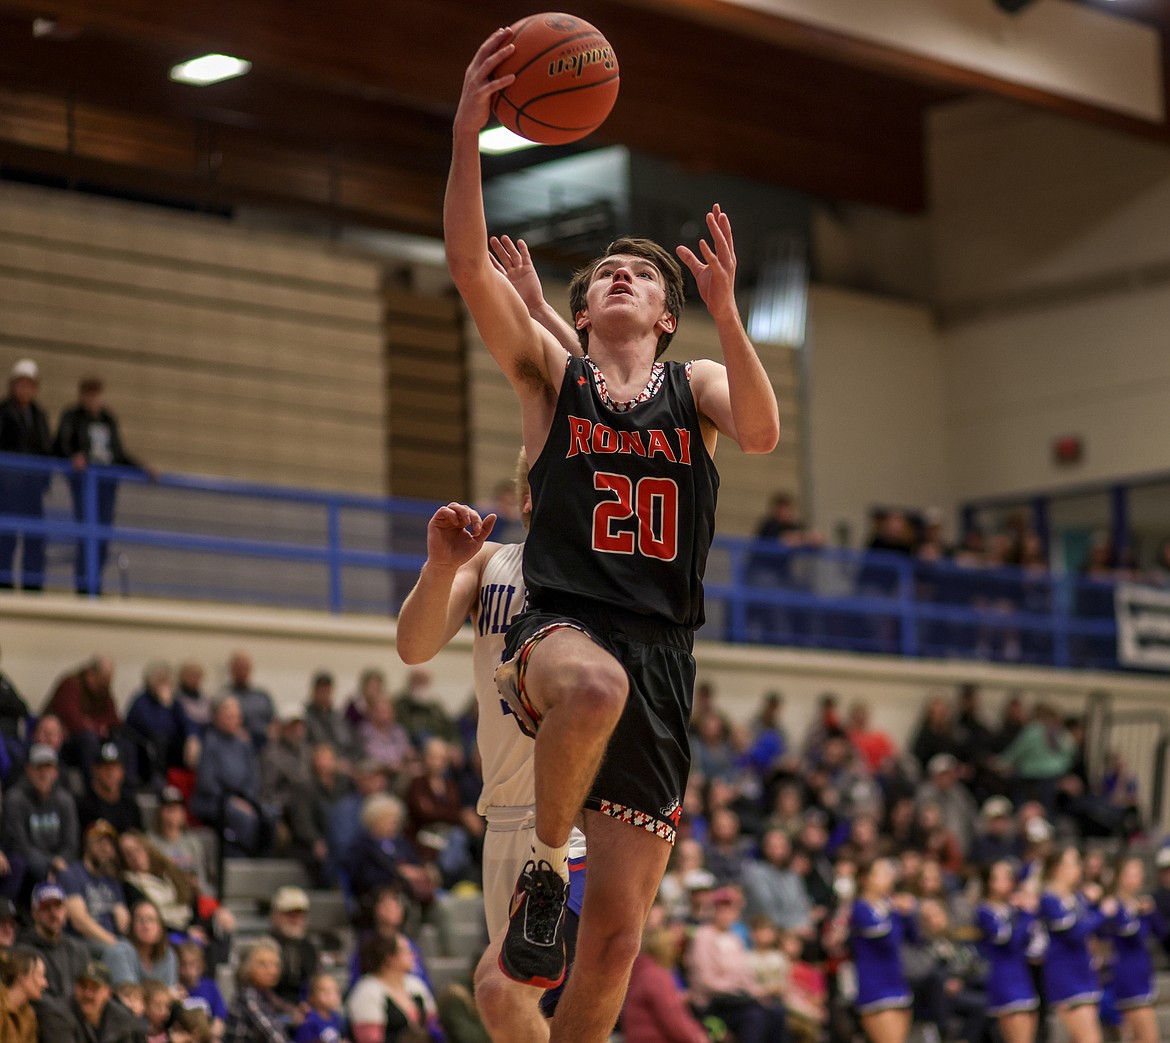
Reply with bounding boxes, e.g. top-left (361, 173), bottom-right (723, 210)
top-left (523, 629), bottom-right (629, 850)
top-left (474, 932), bottom-right (550, 1043)
top-left (496, 627), bottom-right (627, 988)
top-left (548, 809), bottom-right (671, 1043)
